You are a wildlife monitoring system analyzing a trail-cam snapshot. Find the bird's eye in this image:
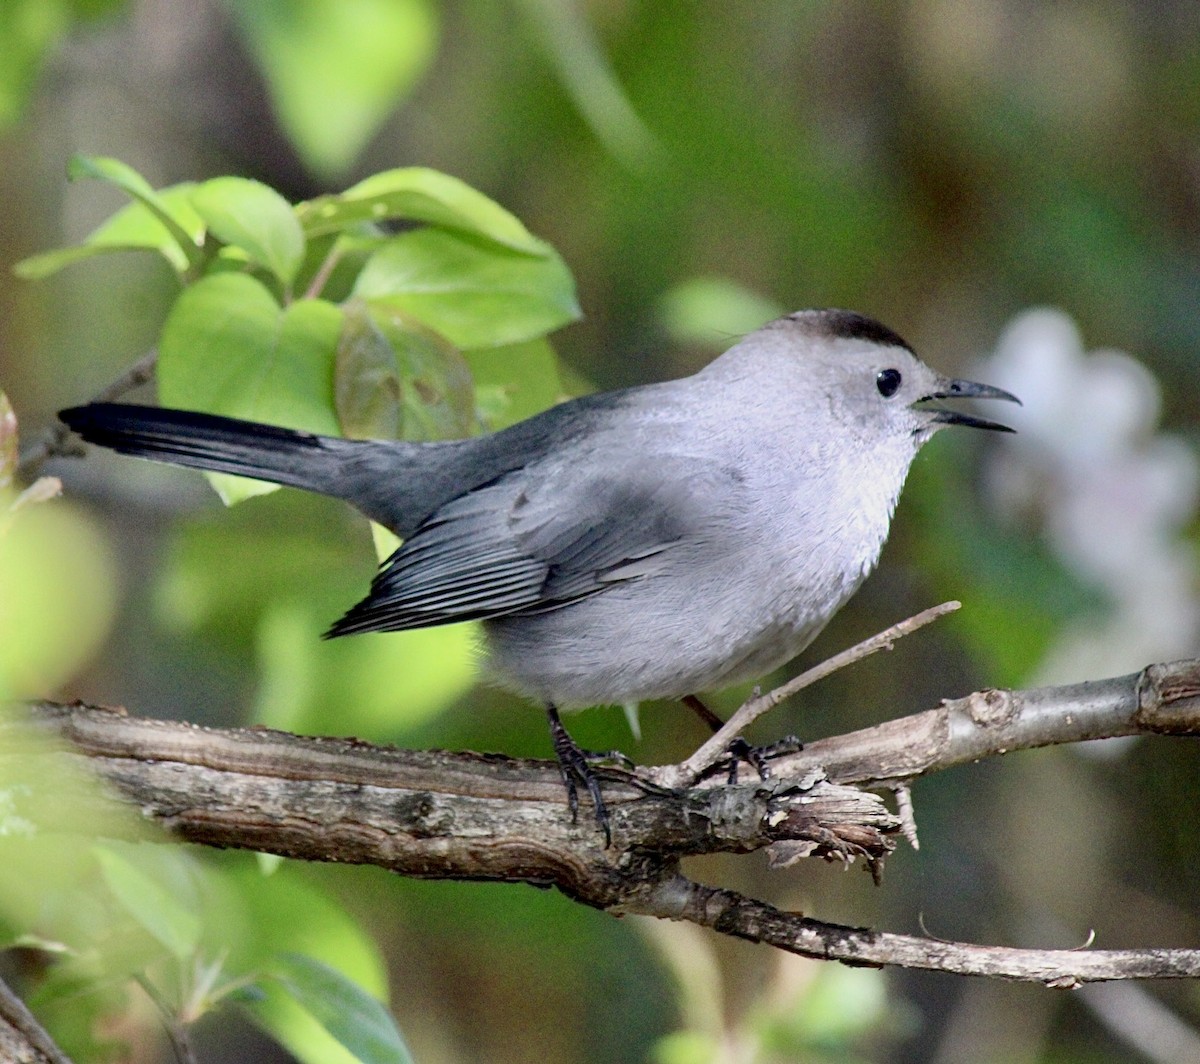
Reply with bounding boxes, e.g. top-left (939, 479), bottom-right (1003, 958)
top-left (876, 368), bottom-right (902, 398)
